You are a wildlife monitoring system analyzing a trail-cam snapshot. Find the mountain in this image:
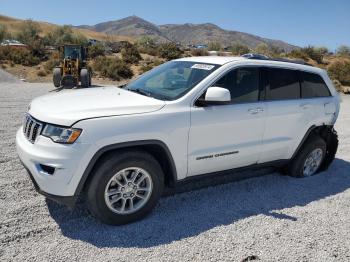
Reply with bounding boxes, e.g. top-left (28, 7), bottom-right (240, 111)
top-left (0, 14), bottom-right (133, 43)
top-left (80, 16), bottom-right (169, 42)
top-left (76, 16), bottom-right (297, 51)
